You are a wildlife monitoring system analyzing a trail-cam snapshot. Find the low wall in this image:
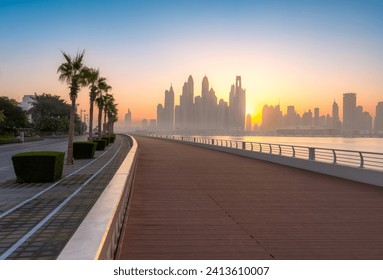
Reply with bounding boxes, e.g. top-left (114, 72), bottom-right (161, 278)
top-left (172, 139), bottom-right (383, 187)
top-left (58, 135), bottom-right (138, 260)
